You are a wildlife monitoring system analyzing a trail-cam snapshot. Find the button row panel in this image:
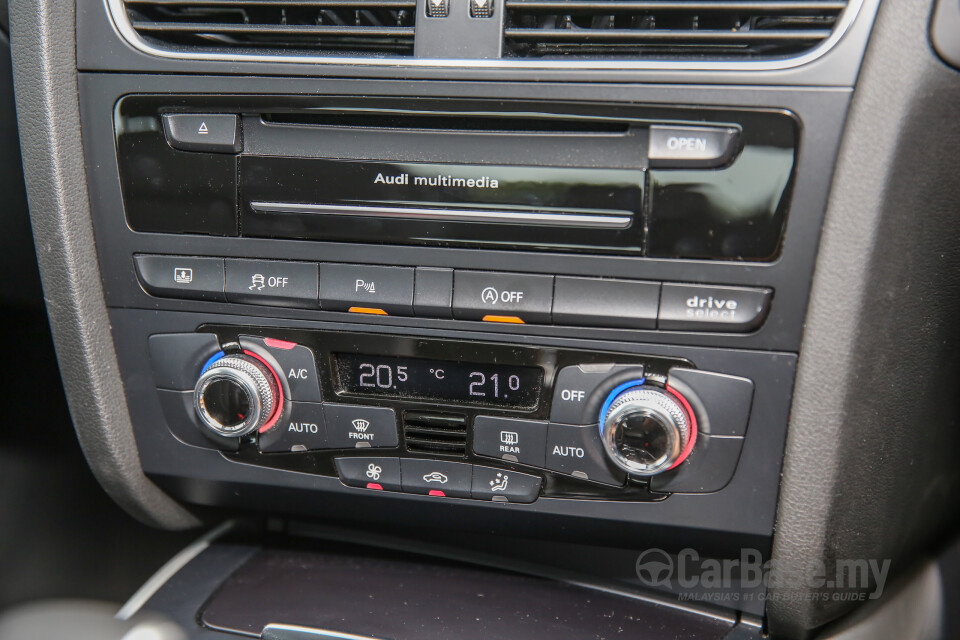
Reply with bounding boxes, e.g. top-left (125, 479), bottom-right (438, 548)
top-left (334, 457), bottom-right (543, 504)
top-left (259, 402), bottom-right (624, 489)
top-left (135, 254), bottom-right (772, 332)
top-left (259, 402), bottom-right (399, 453)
